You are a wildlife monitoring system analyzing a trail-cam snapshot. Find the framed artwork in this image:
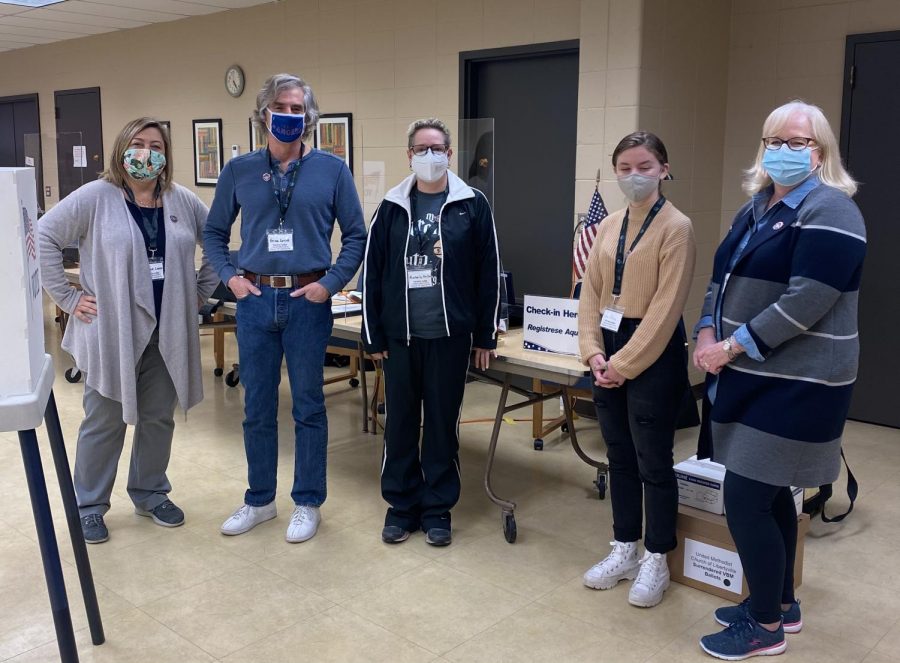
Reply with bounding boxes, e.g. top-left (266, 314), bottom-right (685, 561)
top-left (315, 113), bottom-right (353, 172)
top-left (248, 117), bottom-right (267, 152)
top-left (192, 118), bottom-right (223, 186)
